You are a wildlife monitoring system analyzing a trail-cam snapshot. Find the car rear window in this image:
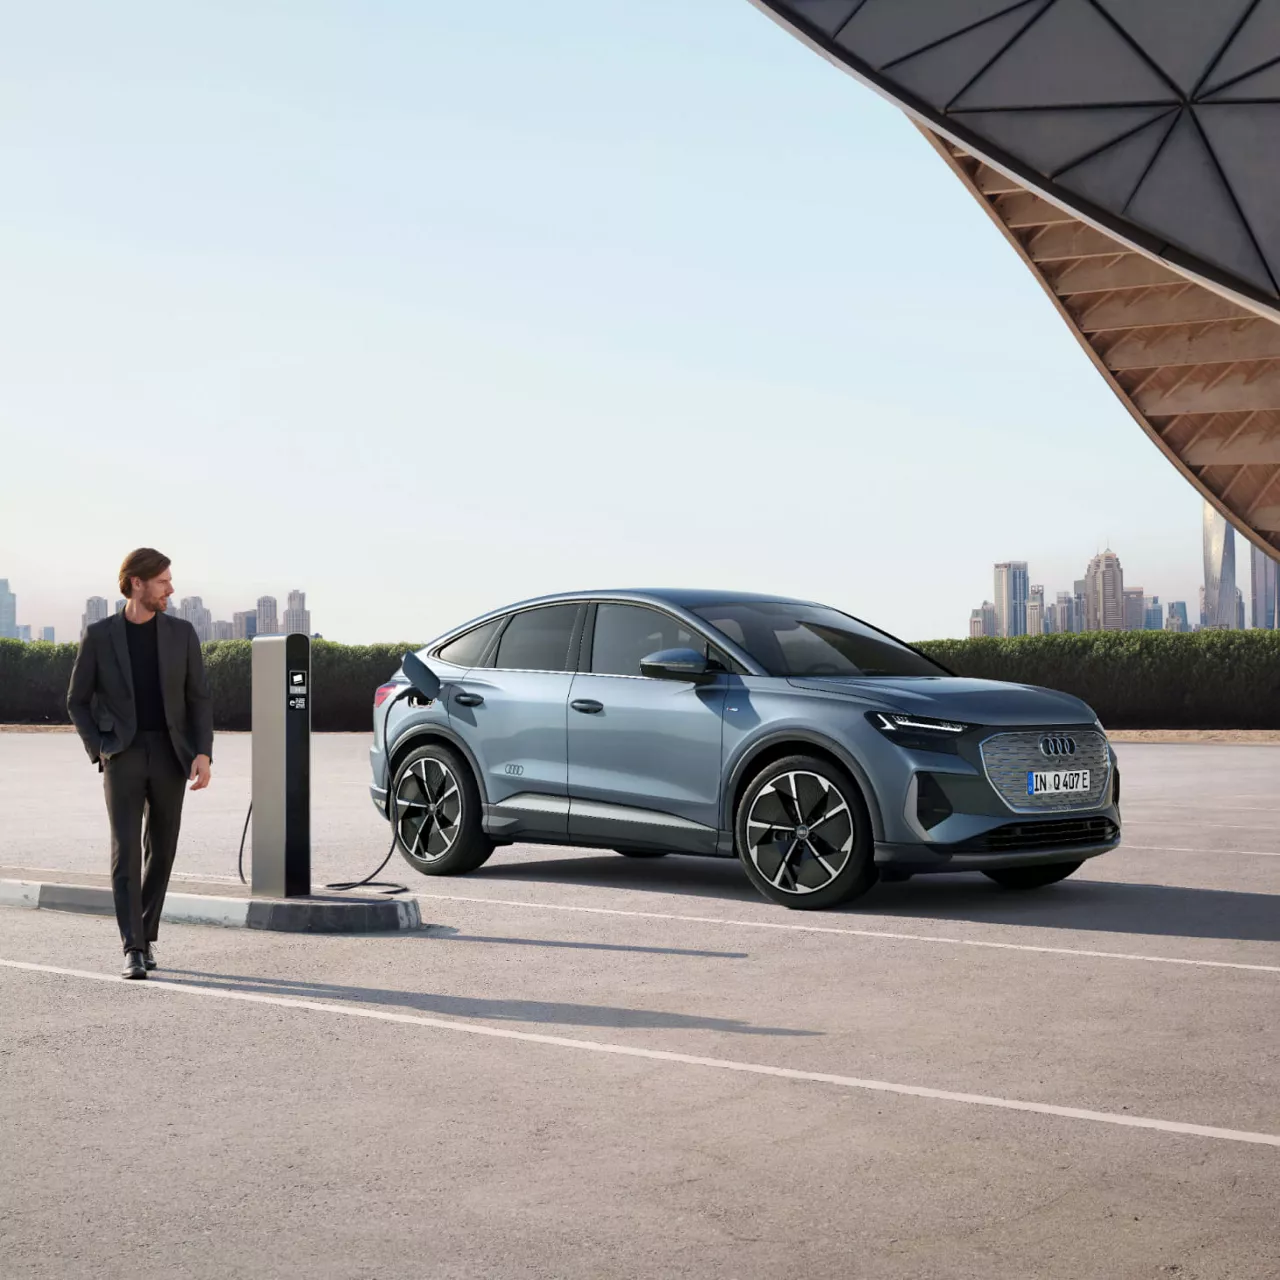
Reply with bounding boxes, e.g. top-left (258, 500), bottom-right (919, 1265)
top-left (435, 618), bottom-right (504, 668)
